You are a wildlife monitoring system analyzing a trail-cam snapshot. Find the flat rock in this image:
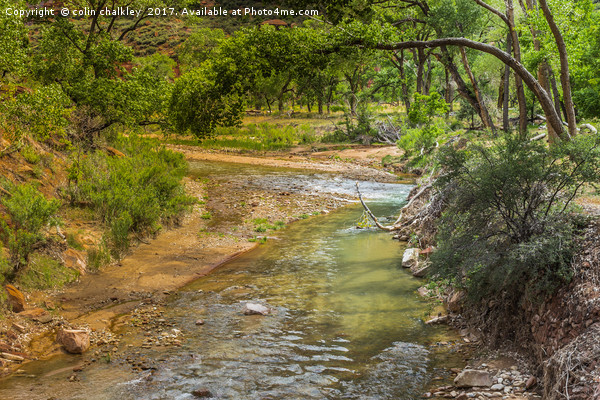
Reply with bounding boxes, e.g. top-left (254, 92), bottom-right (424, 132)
top-left (191, 388), bottom-right (213, 398)
top-left (57, 329), bottom-right (90, 354)
top-left (454, 369), bottom-right (493, 388)
top-left (19, 308), bottom-right (52, 323)
top-left (62, 248), bottom-right (87, 274)
top-left (242, 303), bottom-right (270, 316)
top-left (402, 248), bottom-right (420, 269)
top-left (5, 284), bottom-right (26, 312)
